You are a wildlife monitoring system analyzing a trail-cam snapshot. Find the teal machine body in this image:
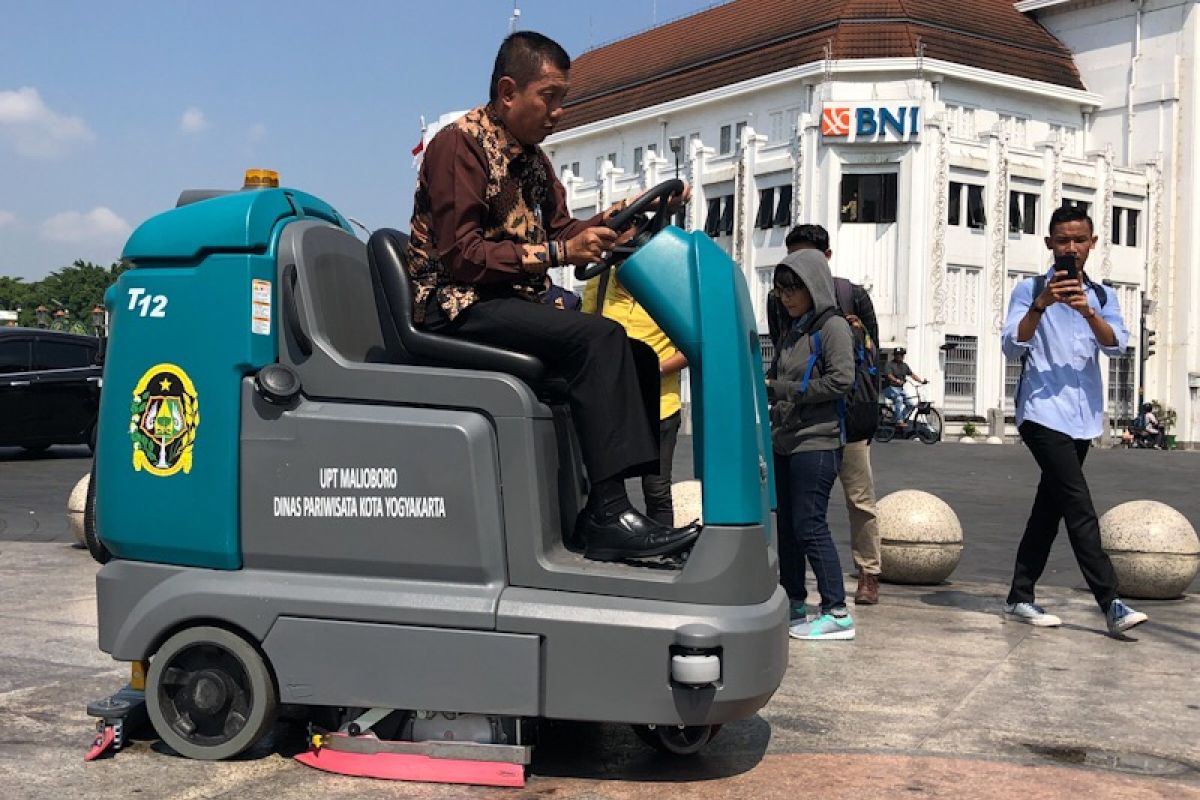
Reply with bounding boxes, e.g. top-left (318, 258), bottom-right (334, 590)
top-left (616, 226), bottom-right (775, 527)
top-left (95, 189), bottom-right (350, 569)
